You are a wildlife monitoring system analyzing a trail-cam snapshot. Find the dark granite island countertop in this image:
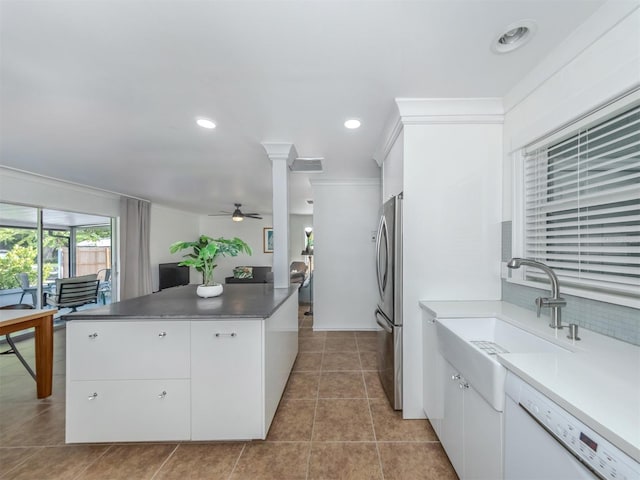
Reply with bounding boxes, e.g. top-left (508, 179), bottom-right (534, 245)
top-left (63, 284), bottom-right (299, 320)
